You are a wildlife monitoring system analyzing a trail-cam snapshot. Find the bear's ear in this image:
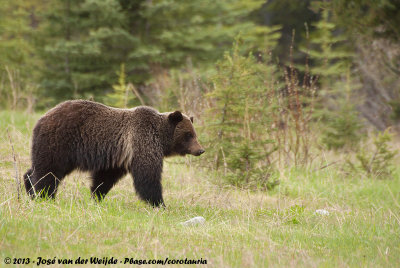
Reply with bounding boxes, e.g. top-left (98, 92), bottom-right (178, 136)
top-left (190, 116), bottom-right (194, 123)
top-left (168, 111), bottom-right (183, 124)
